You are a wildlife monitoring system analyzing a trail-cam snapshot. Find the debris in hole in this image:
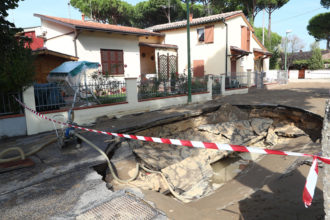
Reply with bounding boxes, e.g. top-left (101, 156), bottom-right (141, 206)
top-left (104, 104), bottom-right (320, 202)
